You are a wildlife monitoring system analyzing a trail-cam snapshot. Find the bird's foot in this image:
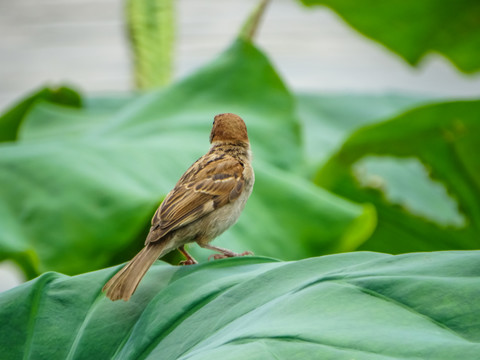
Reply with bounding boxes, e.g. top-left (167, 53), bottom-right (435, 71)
top-left (208, 253), bottom-right (227, 261)
top-left (179, 258), bottom-right (198, 266)
top-left (178, 245), bottom-right (198, 265)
